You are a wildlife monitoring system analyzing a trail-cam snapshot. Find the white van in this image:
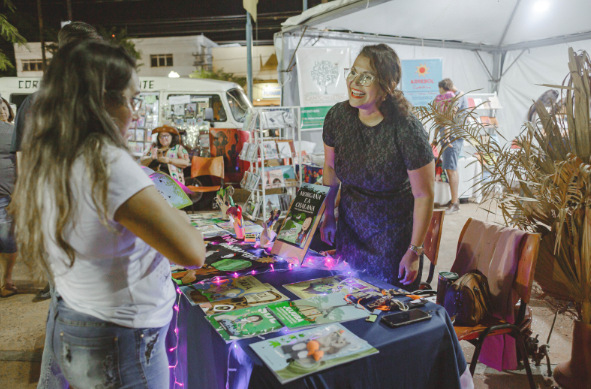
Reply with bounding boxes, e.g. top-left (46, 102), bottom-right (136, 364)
top-left (0, 76), bottom-right (252, 129)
